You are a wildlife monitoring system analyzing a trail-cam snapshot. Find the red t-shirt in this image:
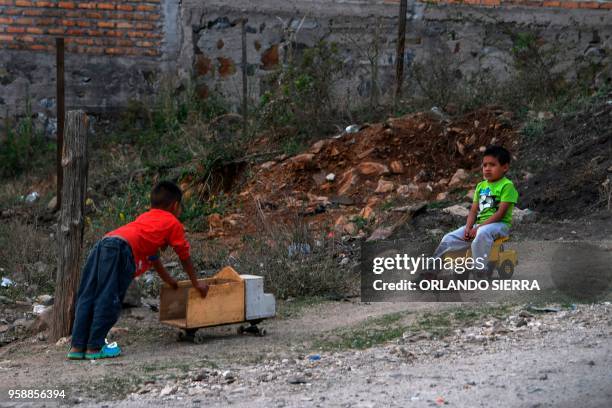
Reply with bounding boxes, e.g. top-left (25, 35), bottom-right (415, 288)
top-left (106, 208), bottom-right (191, 277)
